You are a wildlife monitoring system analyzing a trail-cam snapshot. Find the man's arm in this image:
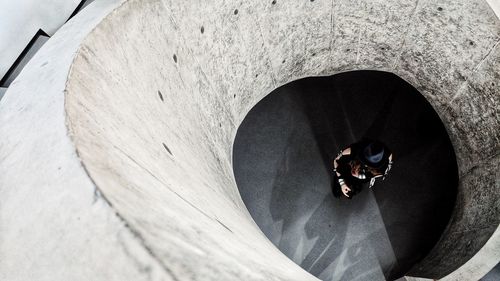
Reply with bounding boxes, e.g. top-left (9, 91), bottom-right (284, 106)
top-left (370, 153), bottom-right (394, 189)
top-left (383, 153), bottom-right (394, 179)
top-left (333, 147), bottom-right (352, 197)
top-left (333, 147), bottom-right (351, 176)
